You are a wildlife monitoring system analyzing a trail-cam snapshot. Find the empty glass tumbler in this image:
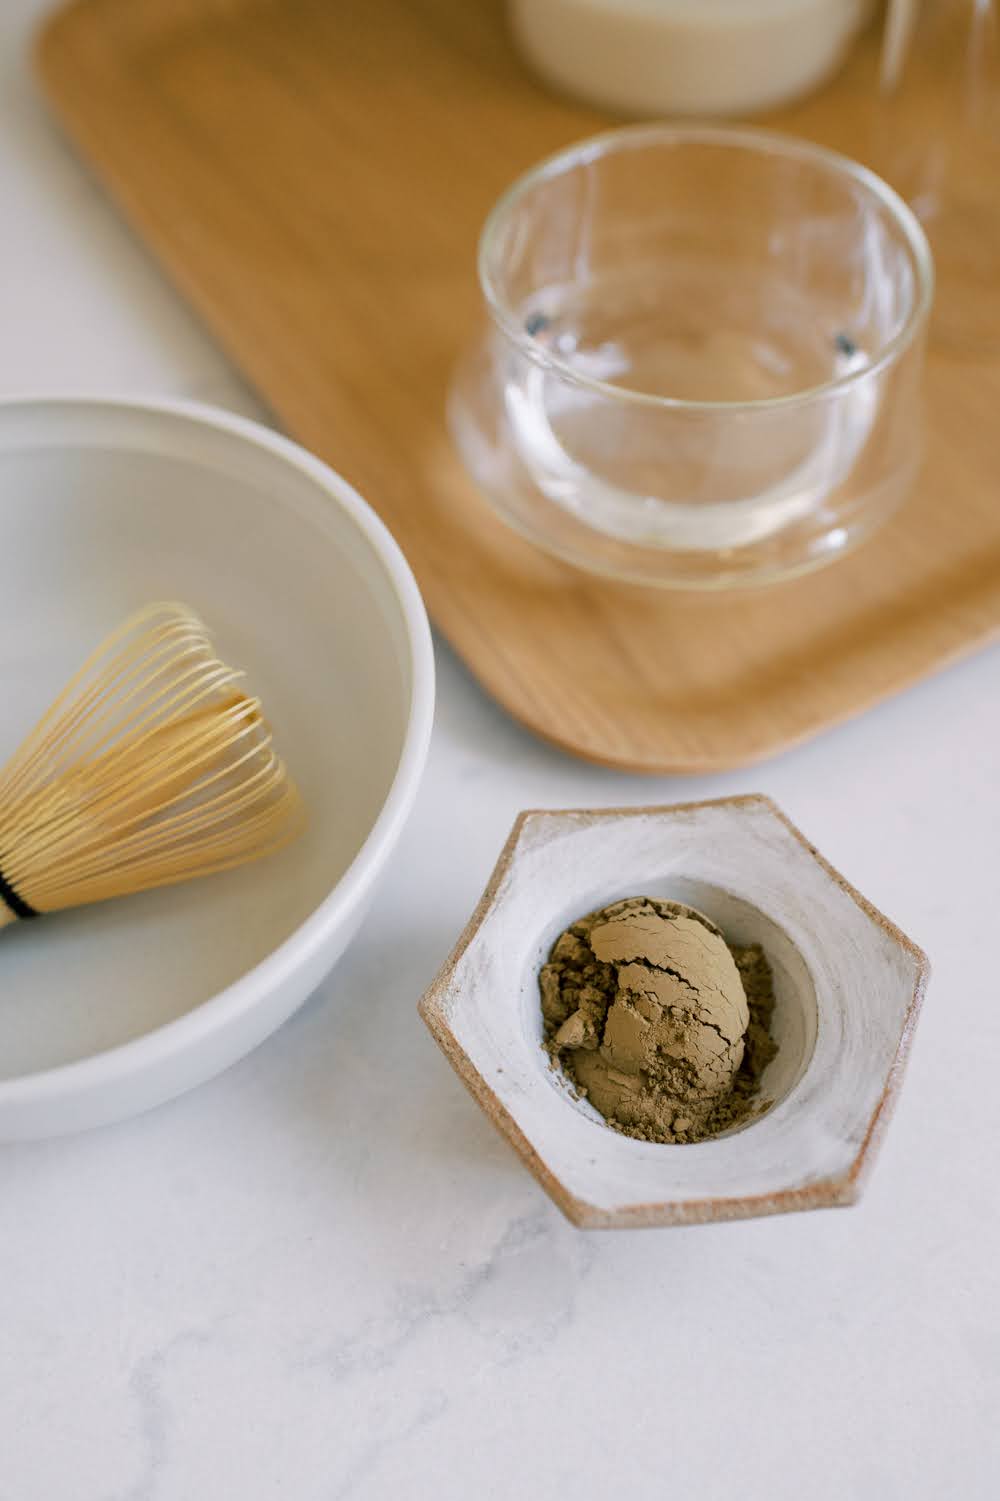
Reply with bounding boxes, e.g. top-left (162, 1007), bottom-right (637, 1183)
top-left (877, 0), bottom-right (1000, 350)
top-left (449, 126), bottom-right (933, 589)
